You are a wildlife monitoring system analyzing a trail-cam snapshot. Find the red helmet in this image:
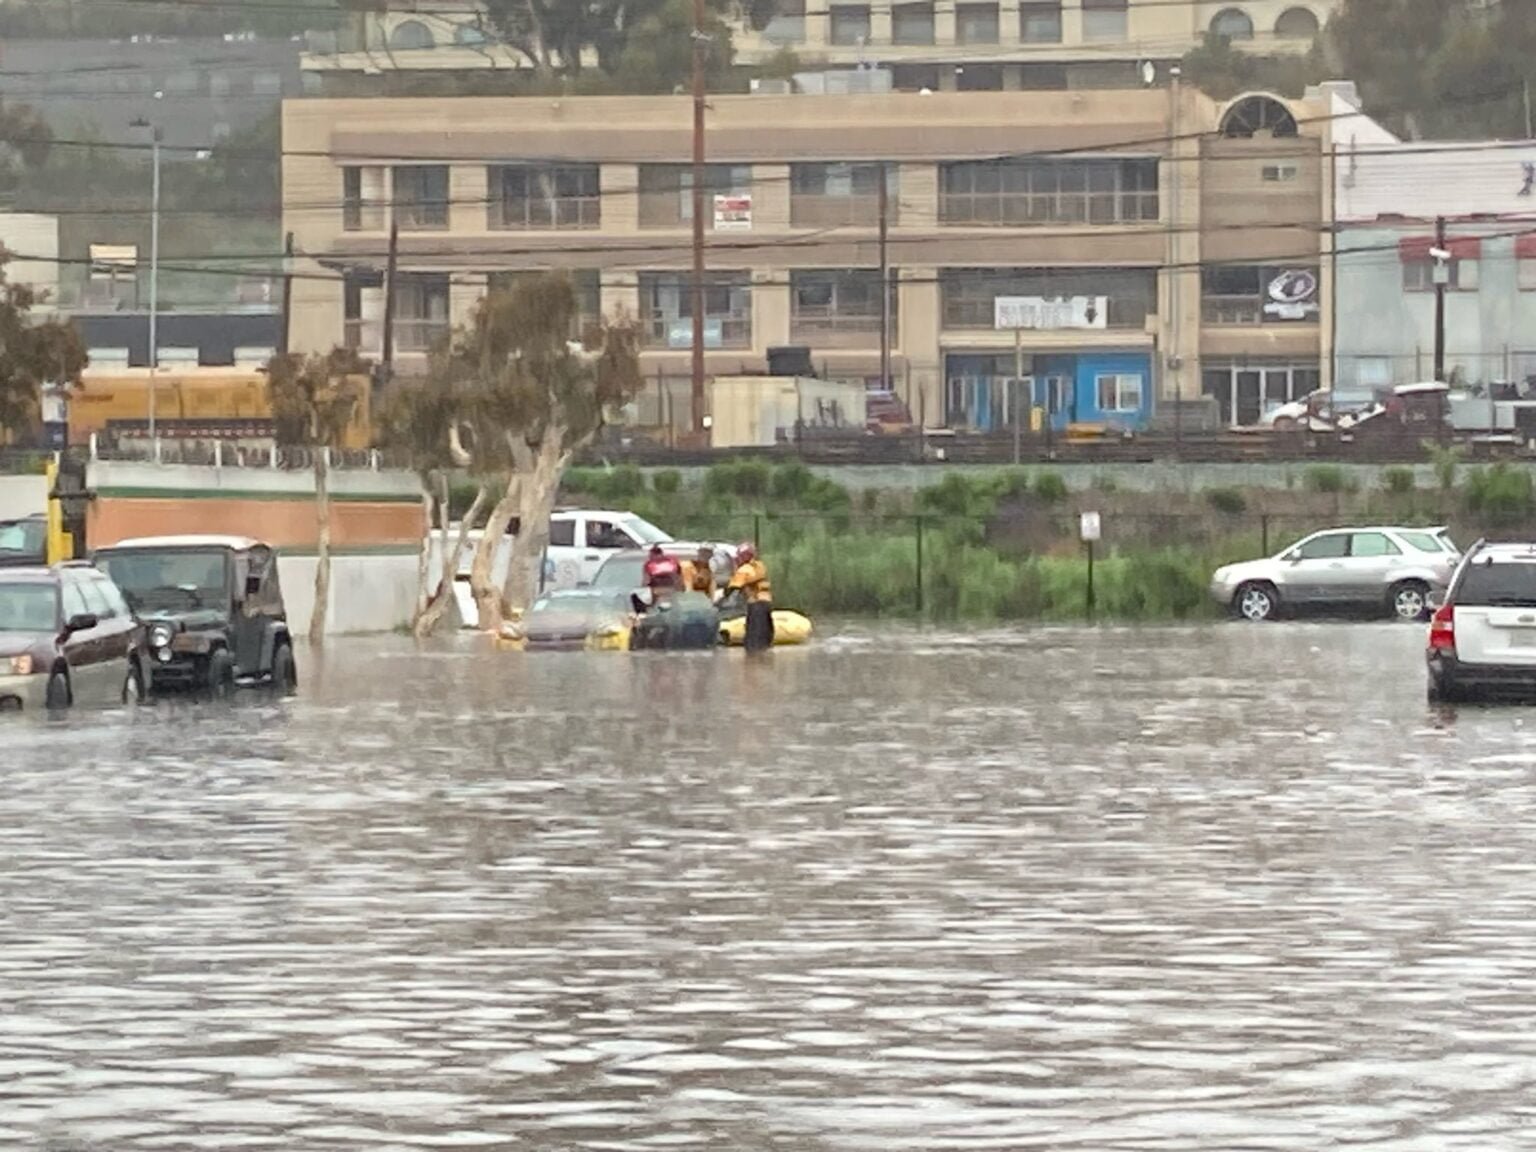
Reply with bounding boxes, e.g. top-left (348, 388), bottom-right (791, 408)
top-left (736, 541), bottom-right (756, 564)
